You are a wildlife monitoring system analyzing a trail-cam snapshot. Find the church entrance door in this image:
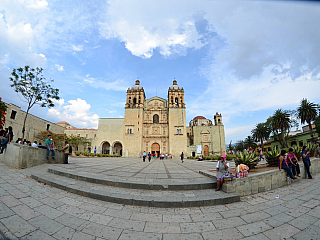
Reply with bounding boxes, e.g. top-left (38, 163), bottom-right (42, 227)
top-left (151, 143), bottom-right (160, 157)
top-left (203, 145), bottom-right (209, 156)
